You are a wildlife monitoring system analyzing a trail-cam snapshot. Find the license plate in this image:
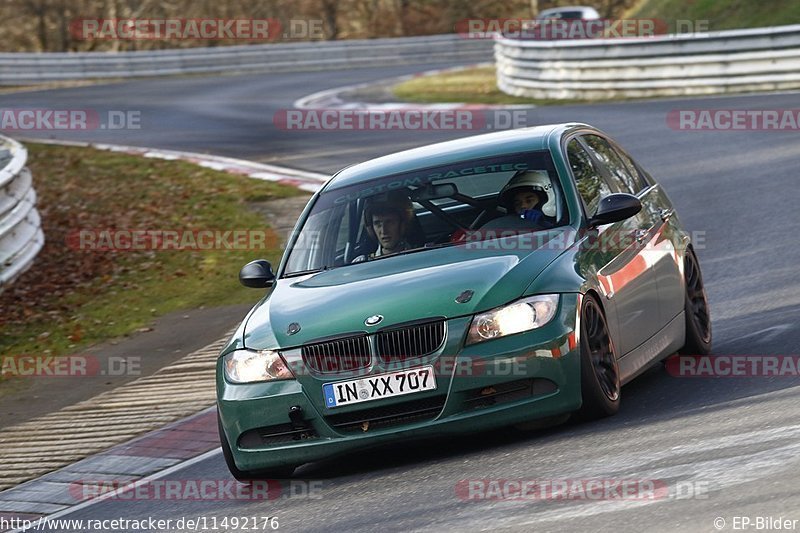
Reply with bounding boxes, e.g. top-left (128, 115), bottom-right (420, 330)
top-left (323, 366), bottom-right (436, 408)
